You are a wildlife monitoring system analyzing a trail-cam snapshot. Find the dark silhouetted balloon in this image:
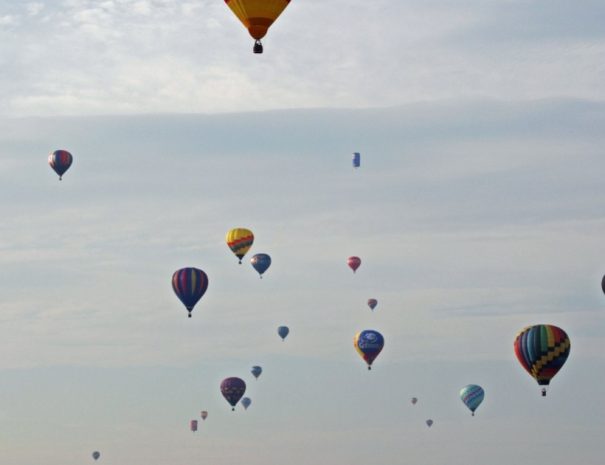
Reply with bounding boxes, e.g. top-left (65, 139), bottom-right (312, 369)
top-left (172, 267), bottom-right (209, 318)
top-left (220, 377), bottom-right (246, 411)
top-left (48, 150), bottom-right (73, 180)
